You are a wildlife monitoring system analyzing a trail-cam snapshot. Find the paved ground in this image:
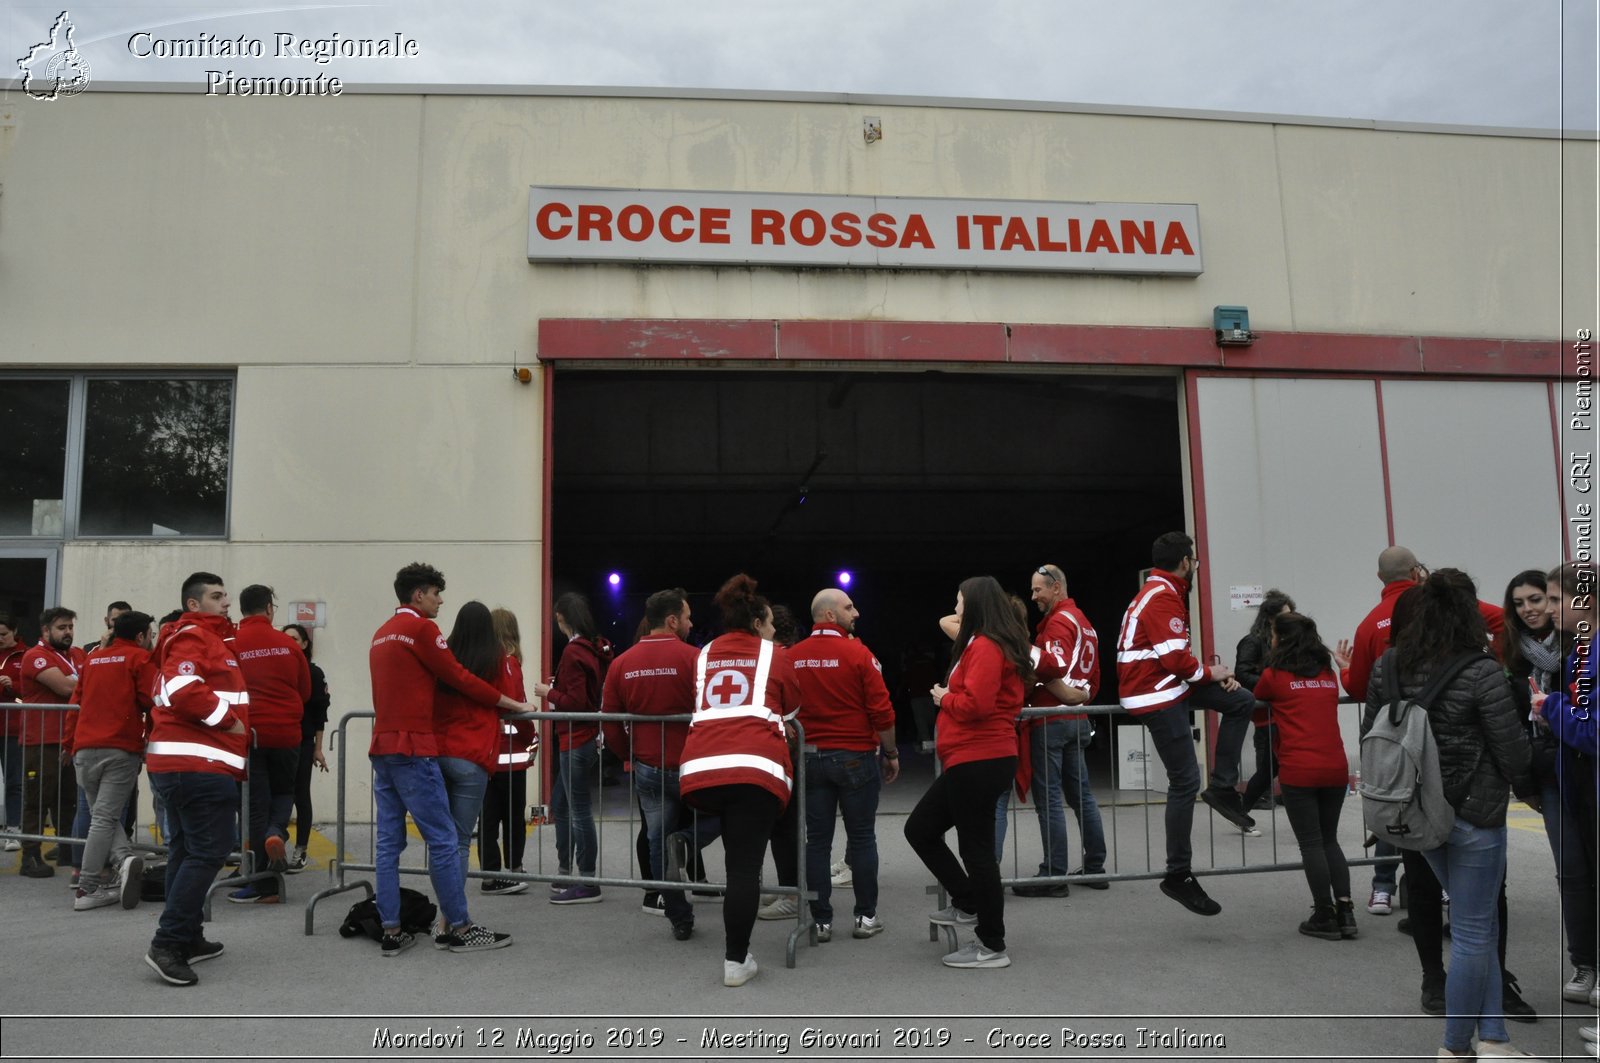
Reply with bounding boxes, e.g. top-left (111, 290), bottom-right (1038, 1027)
top-left (2, 758), bottom-right (1596, 1062)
